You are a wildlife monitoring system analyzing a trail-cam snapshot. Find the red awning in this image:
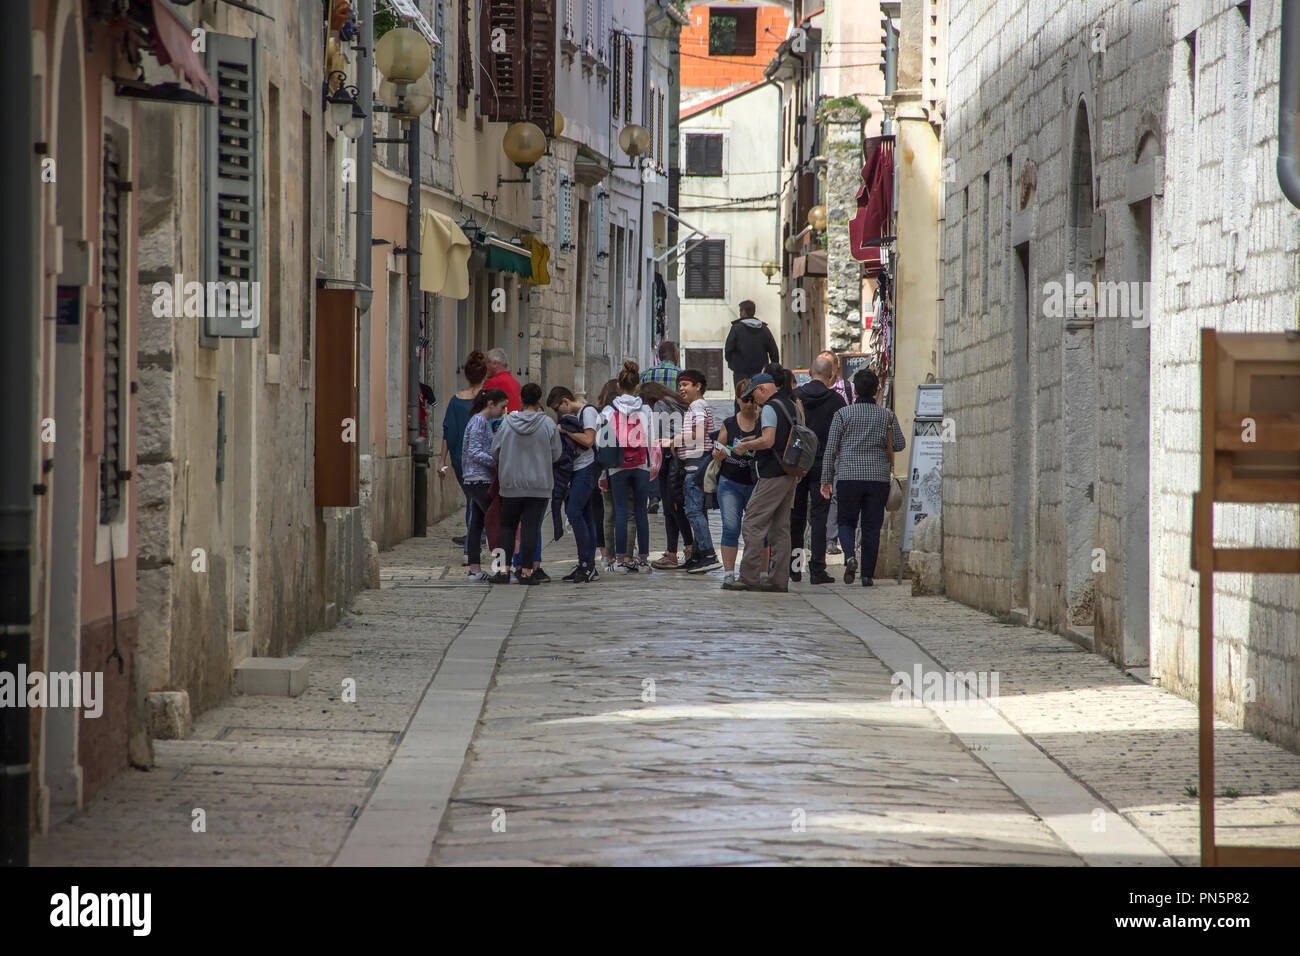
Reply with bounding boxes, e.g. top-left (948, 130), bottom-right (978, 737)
top-left (849, 135), bottom-right (894, 276)
top-left (150, 0), bottom-right (218, 99)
